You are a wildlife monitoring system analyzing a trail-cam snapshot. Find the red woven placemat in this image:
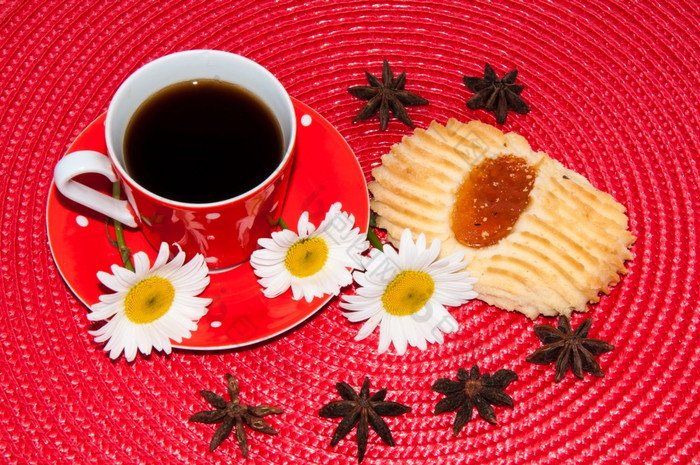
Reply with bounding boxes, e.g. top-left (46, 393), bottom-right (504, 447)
top-left (1, 1), bottom-right (699, 464)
